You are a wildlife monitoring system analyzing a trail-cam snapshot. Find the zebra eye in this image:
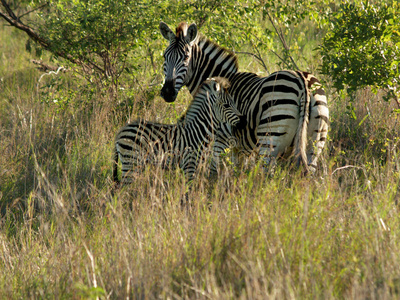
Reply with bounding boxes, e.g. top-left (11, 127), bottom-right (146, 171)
top-left (184, 53), bottom-right (190, 60)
